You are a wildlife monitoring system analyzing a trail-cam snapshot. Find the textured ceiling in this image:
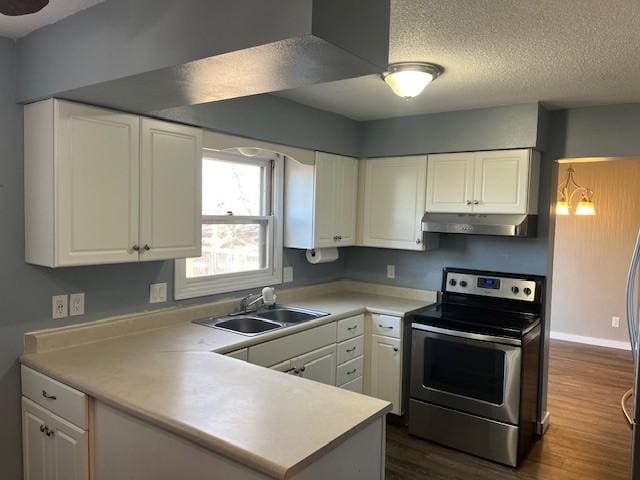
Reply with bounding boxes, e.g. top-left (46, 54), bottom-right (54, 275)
top-left (0, 0), bottom-right (104, 39)
top-left (276, 0), bottom-right (640, 120)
